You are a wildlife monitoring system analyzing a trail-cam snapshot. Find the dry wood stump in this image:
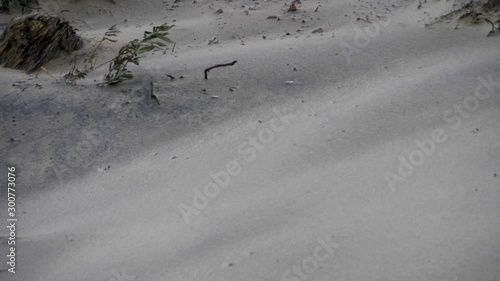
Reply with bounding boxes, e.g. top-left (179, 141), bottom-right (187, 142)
top-left (0, 13), bottom-right (82, 73)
